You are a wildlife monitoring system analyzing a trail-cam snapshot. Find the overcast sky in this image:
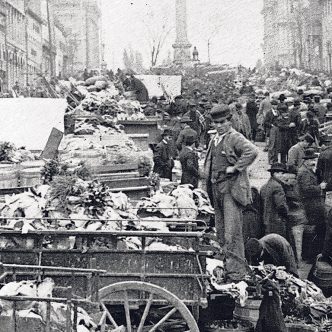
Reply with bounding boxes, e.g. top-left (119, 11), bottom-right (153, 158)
top-left (101, 0), bottom-right (264, 70)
